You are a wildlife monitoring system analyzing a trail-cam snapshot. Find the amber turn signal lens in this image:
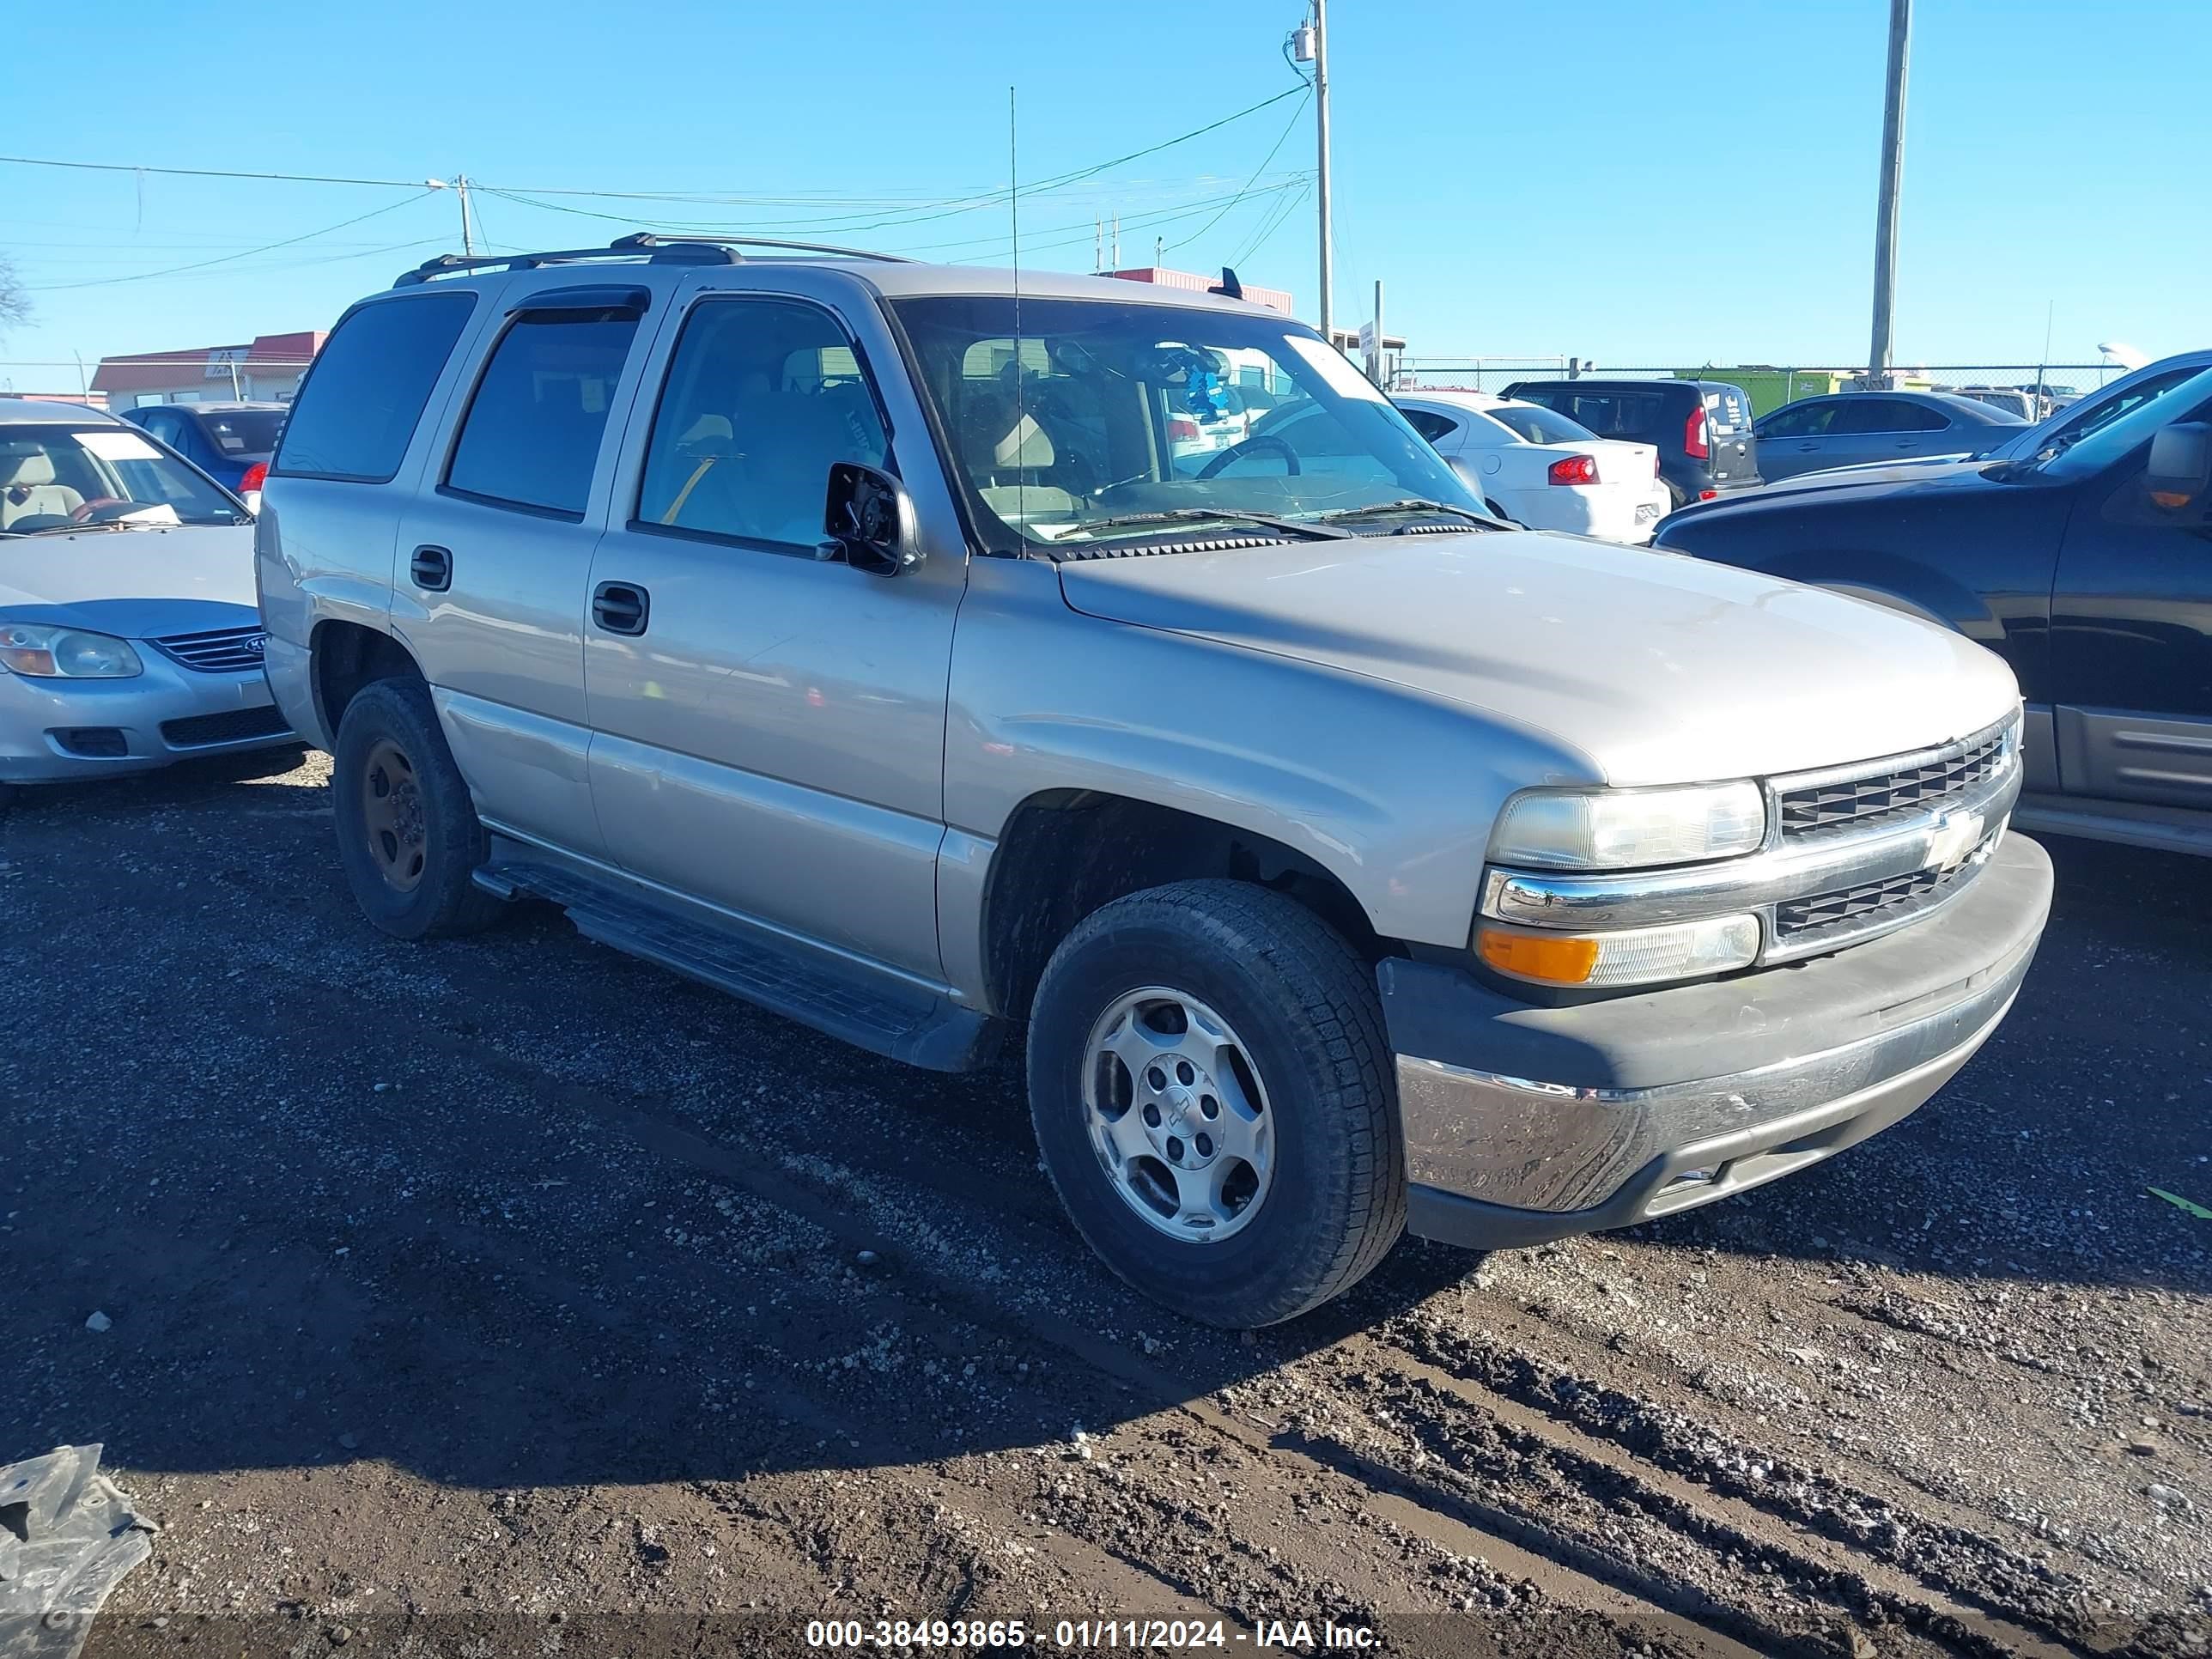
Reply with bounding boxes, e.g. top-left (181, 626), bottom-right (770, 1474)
top-left (1476, 927), bottom-right (1601, 985)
